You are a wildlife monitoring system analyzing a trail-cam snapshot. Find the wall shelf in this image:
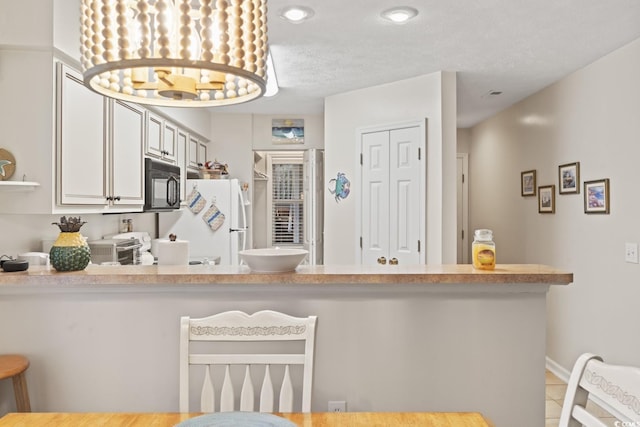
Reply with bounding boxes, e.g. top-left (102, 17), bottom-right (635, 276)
top-left (0, 181), bottom-right (41, 191)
